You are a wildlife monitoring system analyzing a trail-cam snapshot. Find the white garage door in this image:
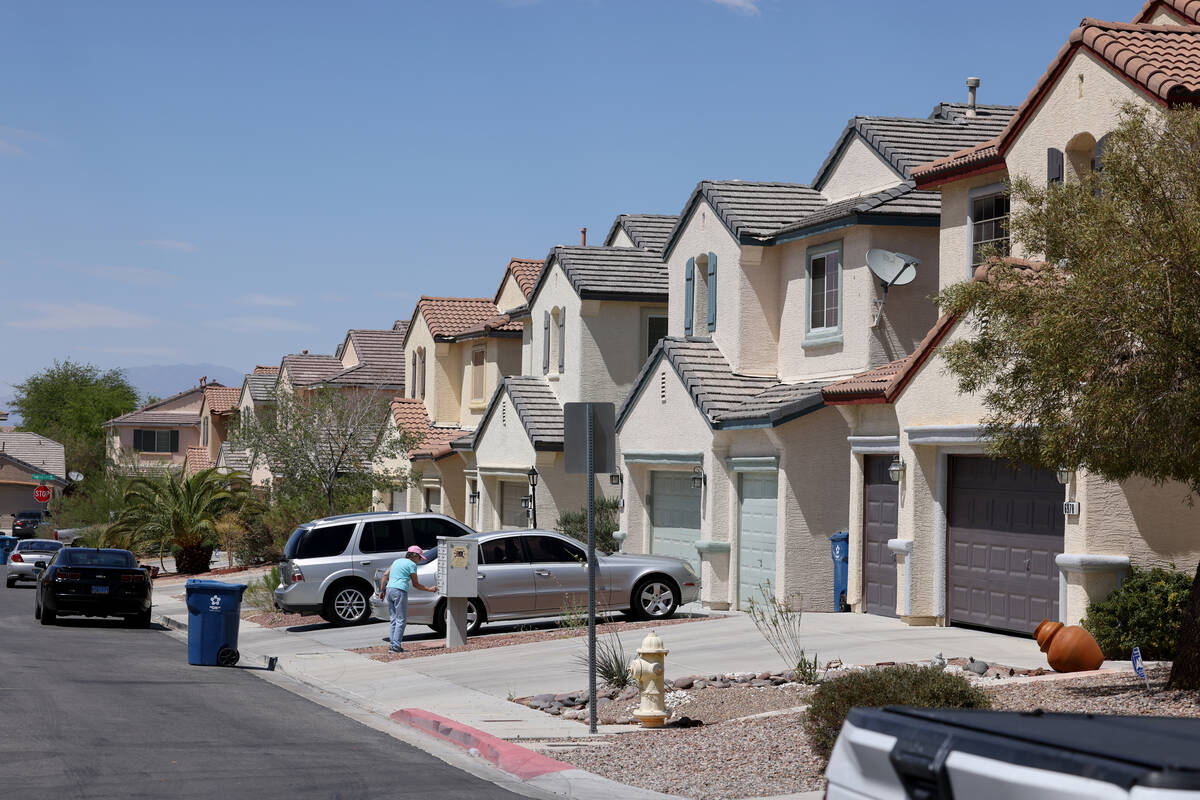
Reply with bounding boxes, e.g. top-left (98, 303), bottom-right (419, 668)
top-left (500, 481), bottom-right (528, 530)
top-left (738, 471), bottom-right (778, 610)
top-left (650, 471), bottom-right (701, 572)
